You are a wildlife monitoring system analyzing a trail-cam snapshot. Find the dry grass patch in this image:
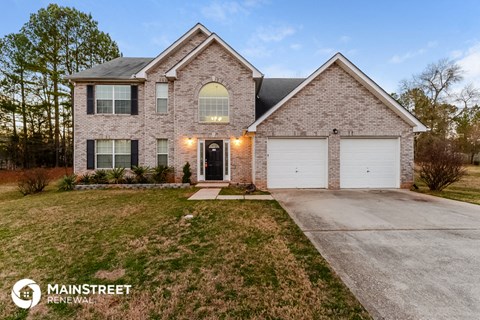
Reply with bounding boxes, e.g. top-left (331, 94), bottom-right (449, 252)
top-left (0, 187), bottom-right (369, 319)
